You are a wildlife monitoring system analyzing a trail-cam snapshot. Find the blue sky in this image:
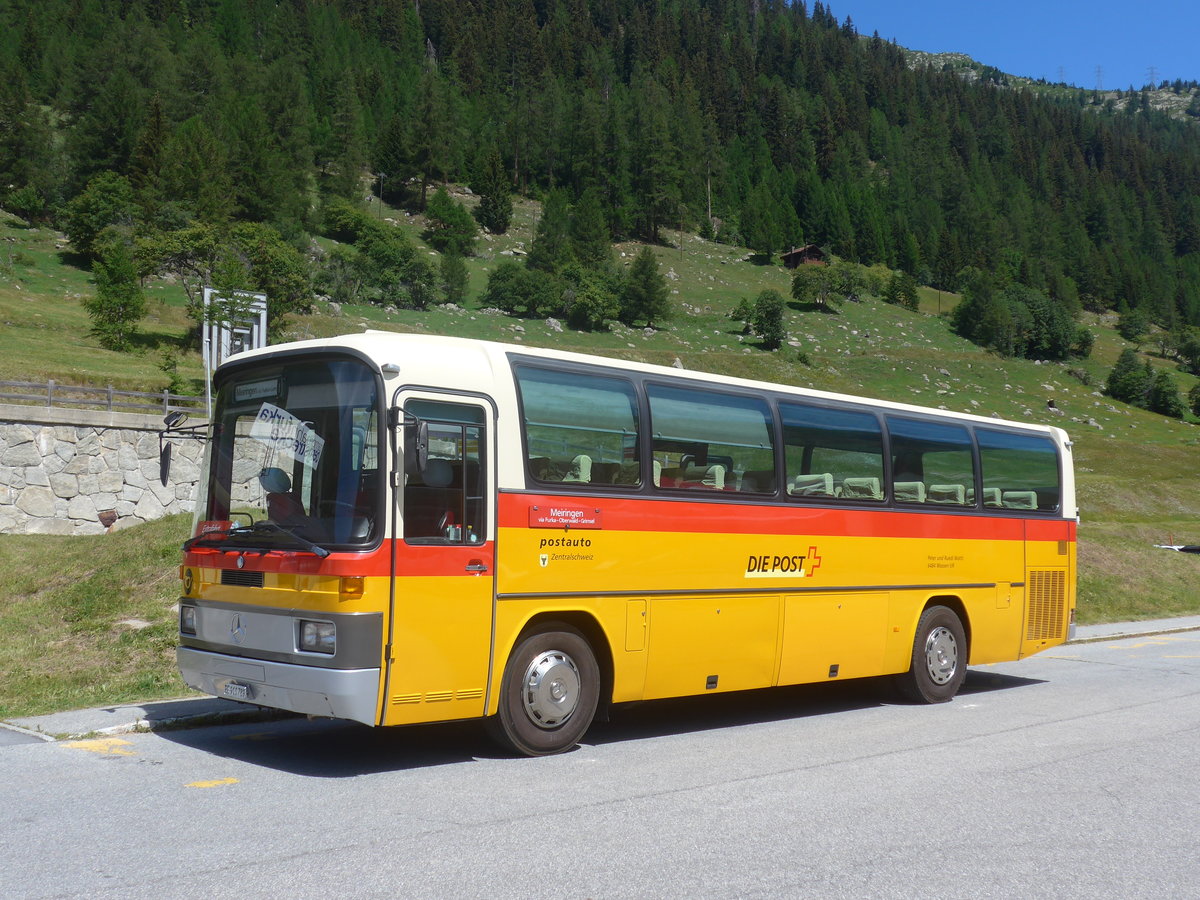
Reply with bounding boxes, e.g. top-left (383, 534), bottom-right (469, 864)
top-left (836, 0), bottom-right (1199, 91)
